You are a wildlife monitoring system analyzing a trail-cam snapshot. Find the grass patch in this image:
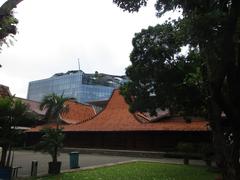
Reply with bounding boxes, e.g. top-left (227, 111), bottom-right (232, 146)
top-left (33, 161), bottom-right (218, 180)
